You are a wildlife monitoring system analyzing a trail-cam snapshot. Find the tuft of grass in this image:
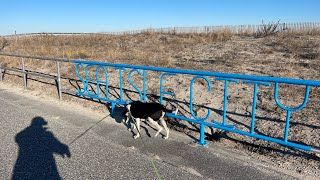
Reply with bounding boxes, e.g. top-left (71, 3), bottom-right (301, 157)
top-left (0, 38), bottom-right (9, 51)
top-left (71, 52), bottom-right (90, 59)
